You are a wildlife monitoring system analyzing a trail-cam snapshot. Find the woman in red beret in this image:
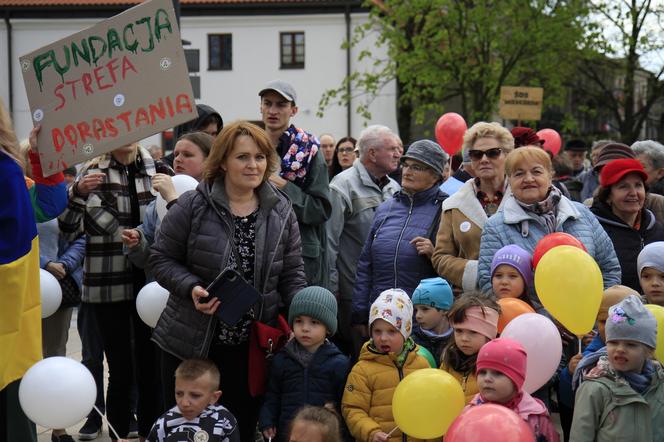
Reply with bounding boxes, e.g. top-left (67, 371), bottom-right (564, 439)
top-left (590, 158), bottom-right (664, 292)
